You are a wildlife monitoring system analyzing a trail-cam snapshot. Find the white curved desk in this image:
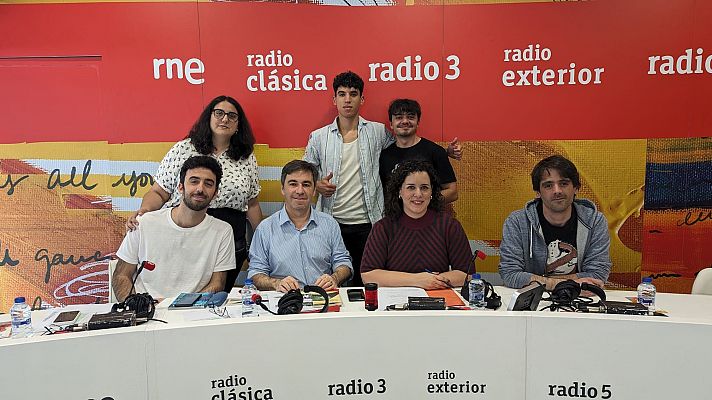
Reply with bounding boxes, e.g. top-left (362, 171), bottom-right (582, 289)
top-left (1, 288), bottom-right (710, 400)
